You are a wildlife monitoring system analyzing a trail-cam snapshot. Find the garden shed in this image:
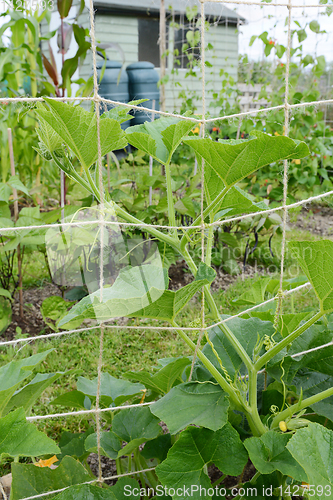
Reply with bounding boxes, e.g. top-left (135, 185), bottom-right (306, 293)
top-left (42, 0), bottom-right (244, 113)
